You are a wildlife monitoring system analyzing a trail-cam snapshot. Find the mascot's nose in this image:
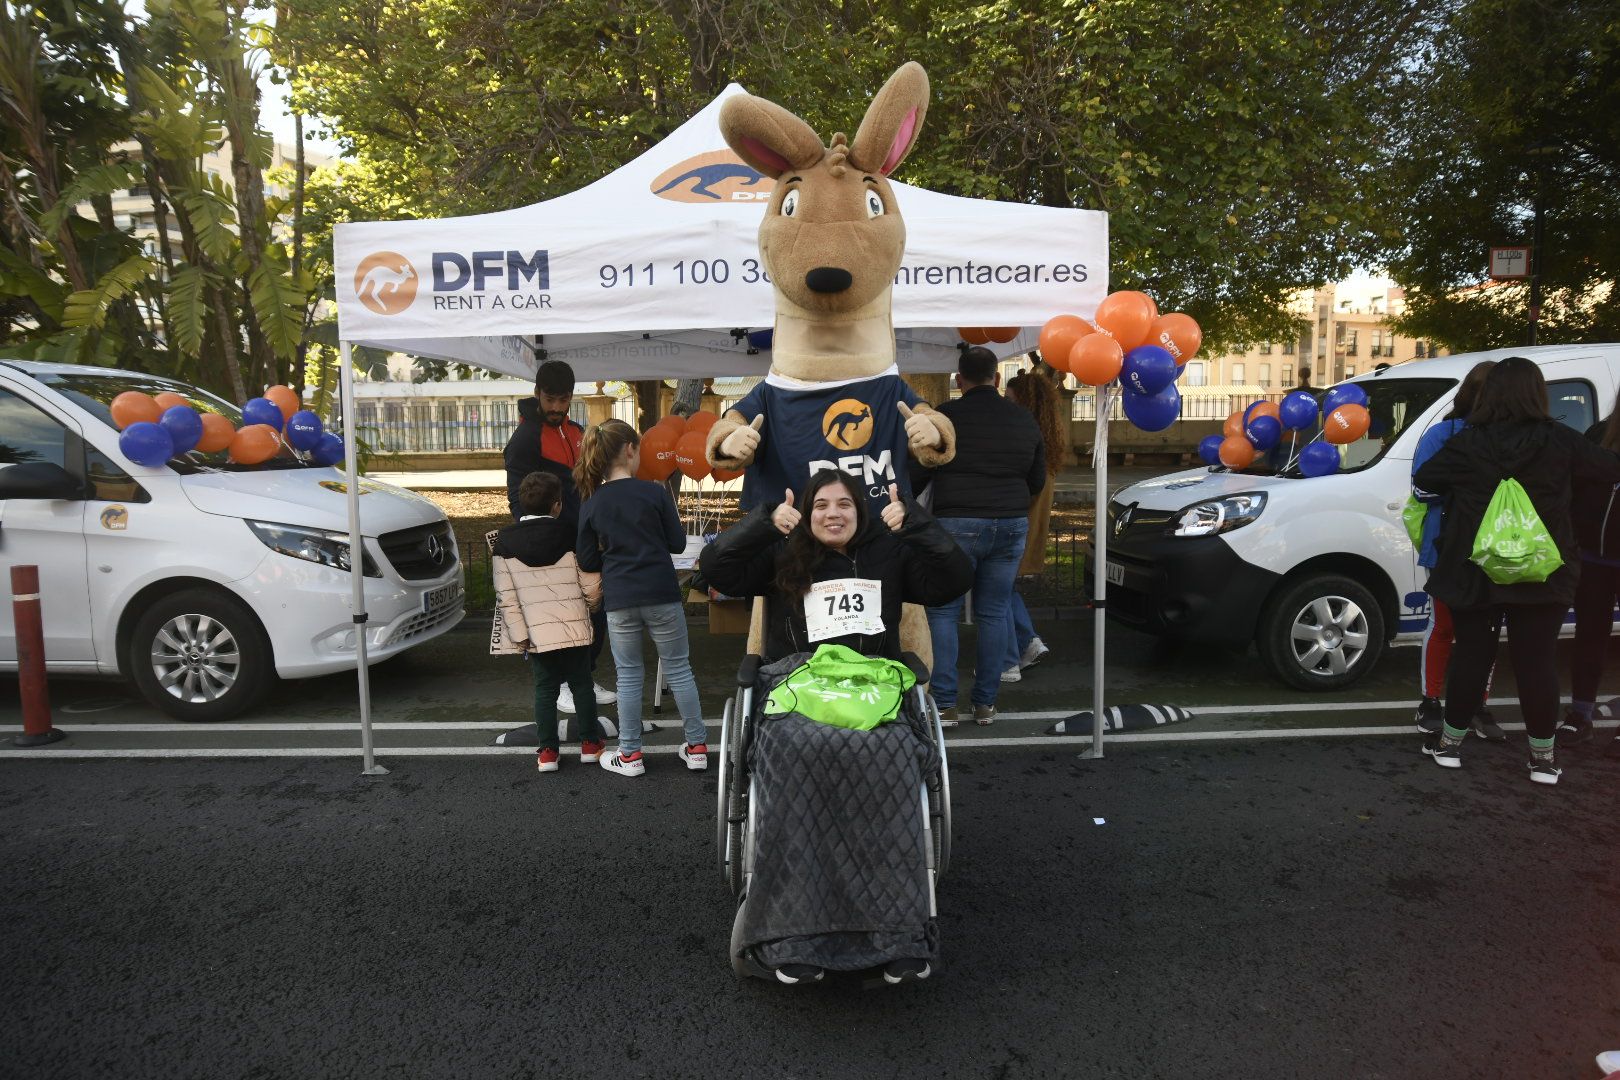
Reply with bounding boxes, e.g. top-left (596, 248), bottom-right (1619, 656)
top-left (805, 267), bottom-right (853, 293)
